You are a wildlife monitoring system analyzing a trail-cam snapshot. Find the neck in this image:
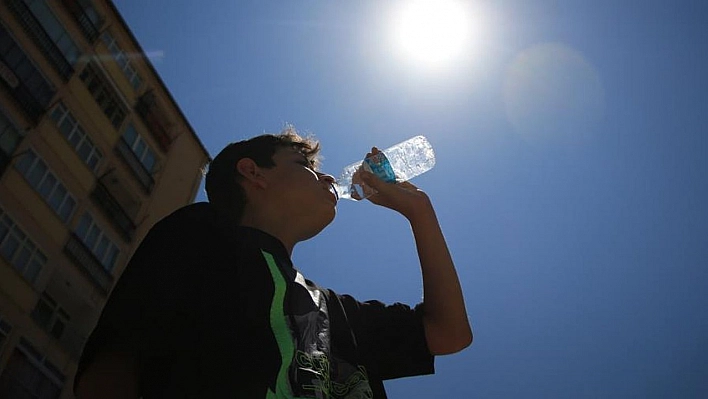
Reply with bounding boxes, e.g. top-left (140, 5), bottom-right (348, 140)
top-left (239, 211), bottom-right (296, 256)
